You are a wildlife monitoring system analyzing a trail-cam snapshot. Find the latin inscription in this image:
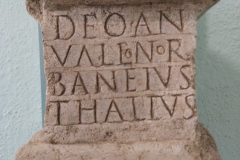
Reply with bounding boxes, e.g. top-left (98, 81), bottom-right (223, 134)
top-left (42, 9), bottom-right (191, 40)
top-left (46, 95), bottom-right (196, 126)
top-left (43, 8), bottom-right (197, 126)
